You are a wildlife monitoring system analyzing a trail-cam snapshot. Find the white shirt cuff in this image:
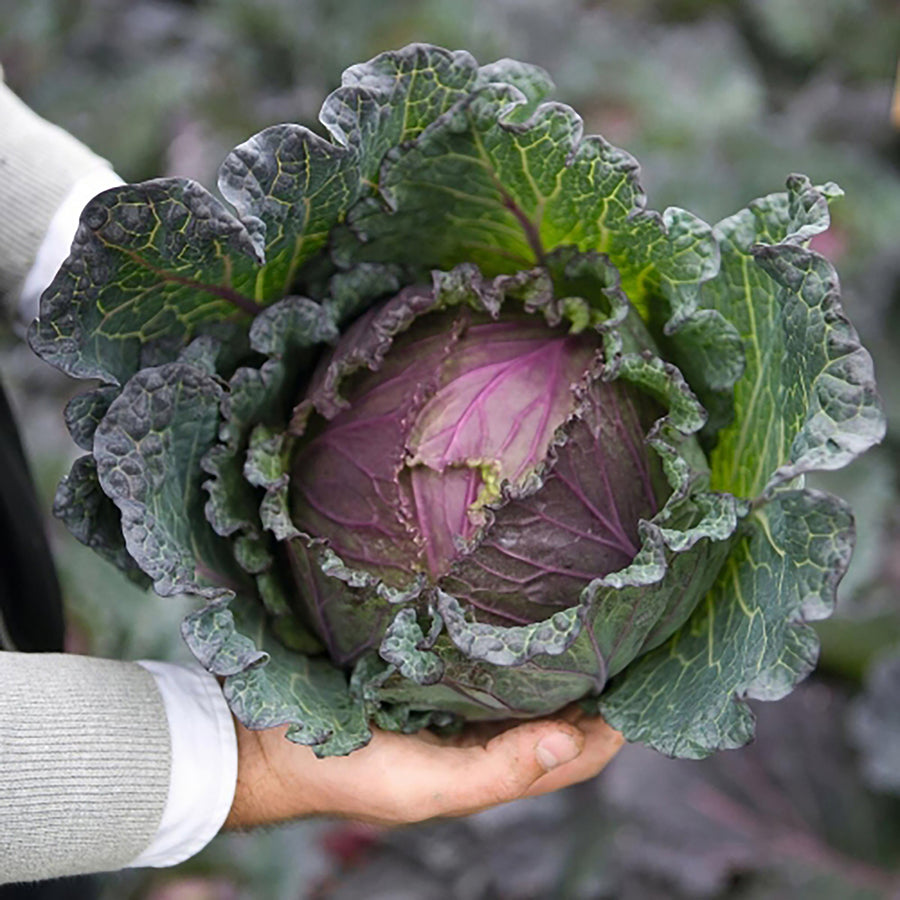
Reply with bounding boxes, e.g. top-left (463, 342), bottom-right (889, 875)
top-left (19, 165), bottom-right (124, 323)
top-left (129, 661), bottom-right (238, 869)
